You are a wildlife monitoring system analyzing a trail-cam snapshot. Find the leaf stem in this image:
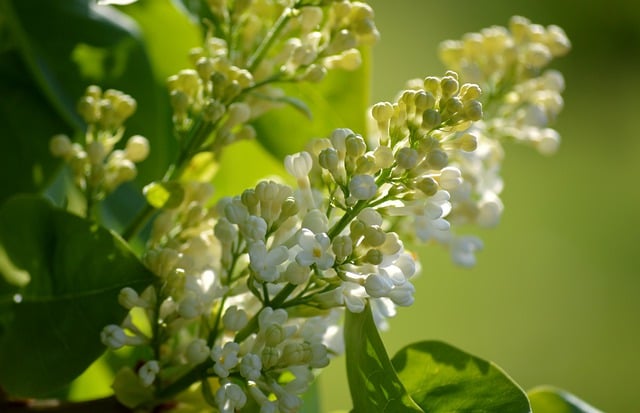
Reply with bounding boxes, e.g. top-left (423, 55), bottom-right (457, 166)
top-left (246, 5), bottom-right (294, 72)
